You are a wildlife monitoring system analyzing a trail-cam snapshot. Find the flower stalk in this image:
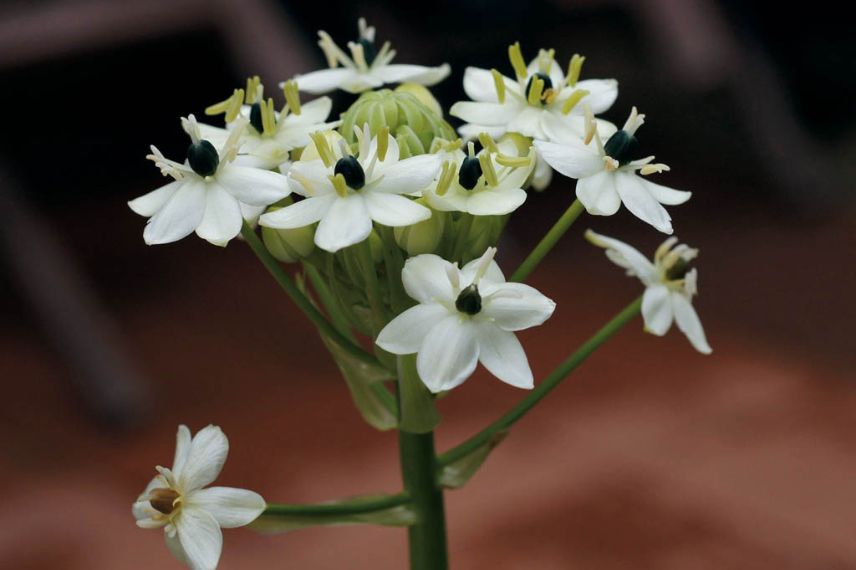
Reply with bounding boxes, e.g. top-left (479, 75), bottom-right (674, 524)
top-left (510, 198), bottom-right (585, 282)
